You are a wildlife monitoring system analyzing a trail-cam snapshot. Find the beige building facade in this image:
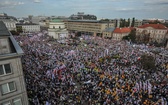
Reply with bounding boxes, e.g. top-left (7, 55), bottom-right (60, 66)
top-left (0, 21), bottom-right (29, 105)
top-left (112, 27), bottom-right (131, 41)
top-left (136, 24), bottom-right (168, 43)
top-left (65, 20), bottom-right (115, 36)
